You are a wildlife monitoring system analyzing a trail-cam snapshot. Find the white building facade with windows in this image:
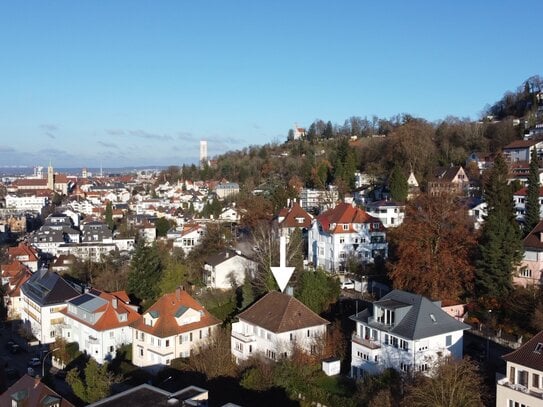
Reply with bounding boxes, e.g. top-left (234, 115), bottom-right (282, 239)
top-left (350, 290), bottom-right (469, 377)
